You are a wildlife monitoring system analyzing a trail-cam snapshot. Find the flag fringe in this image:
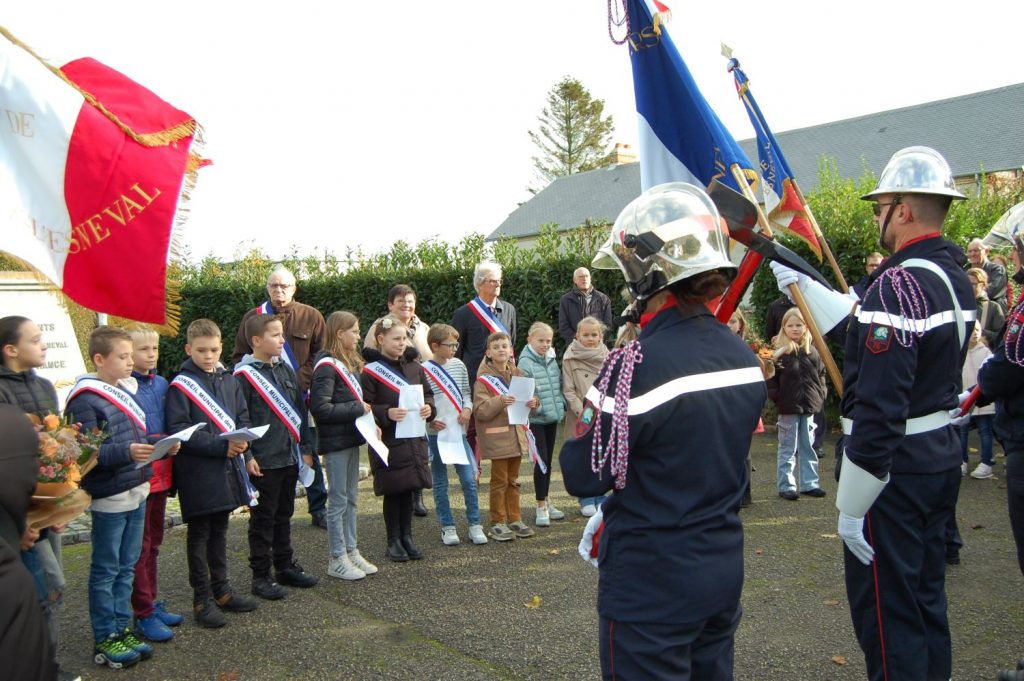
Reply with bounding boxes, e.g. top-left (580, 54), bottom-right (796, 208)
top-left (0, 24), bottom-right (195, 148)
